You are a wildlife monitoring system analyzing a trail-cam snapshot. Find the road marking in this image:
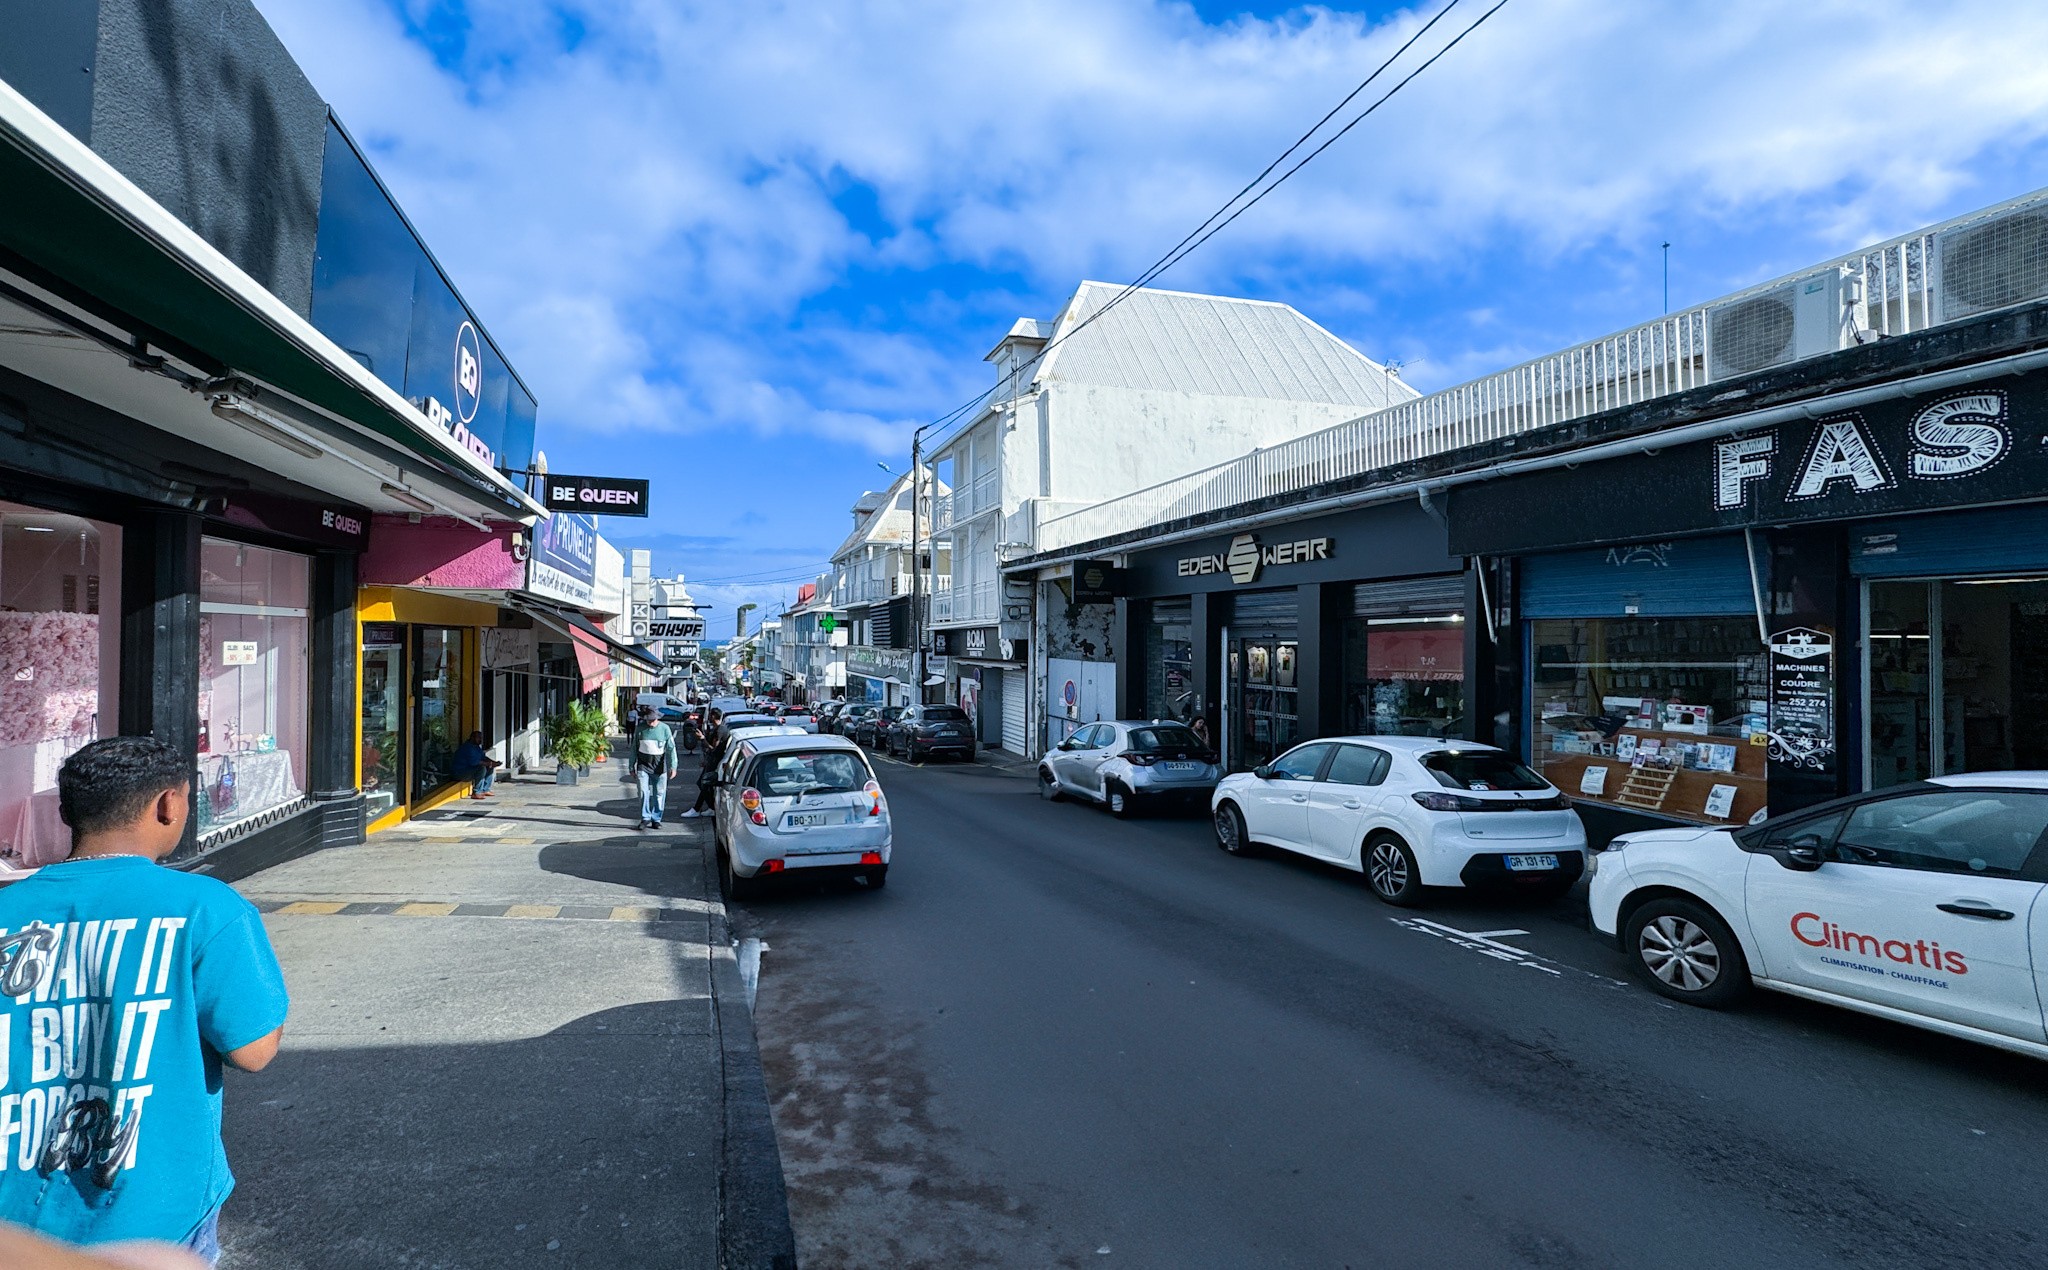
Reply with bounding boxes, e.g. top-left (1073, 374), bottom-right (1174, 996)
top-left (1392, 917), bottom-right (1563, 975)
top-left (395, 902), bottom-right (458, 917)
top-left (502, 904), bottom-right (561, 919)
top-left (272, 900), bottom-right (349, 916)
